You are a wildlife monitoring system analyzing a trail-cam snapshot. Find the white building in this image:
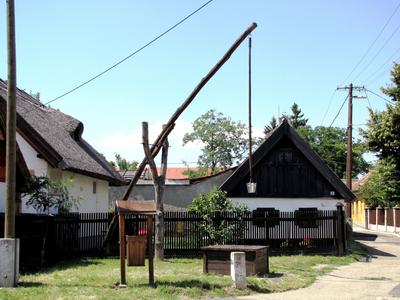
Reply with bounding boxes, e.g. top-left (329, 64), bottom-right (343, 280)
top-left (0, 79), bottom-right (125, 214)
